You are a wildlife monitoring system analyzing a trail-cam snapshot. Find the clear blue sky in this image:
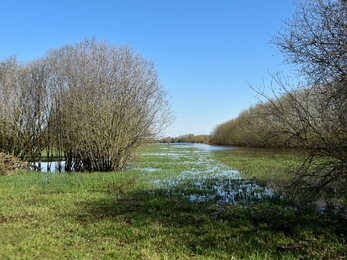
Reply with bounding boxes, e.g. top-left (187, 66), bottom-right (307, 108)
top-left (1, 0), bottom-right (295, 137)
